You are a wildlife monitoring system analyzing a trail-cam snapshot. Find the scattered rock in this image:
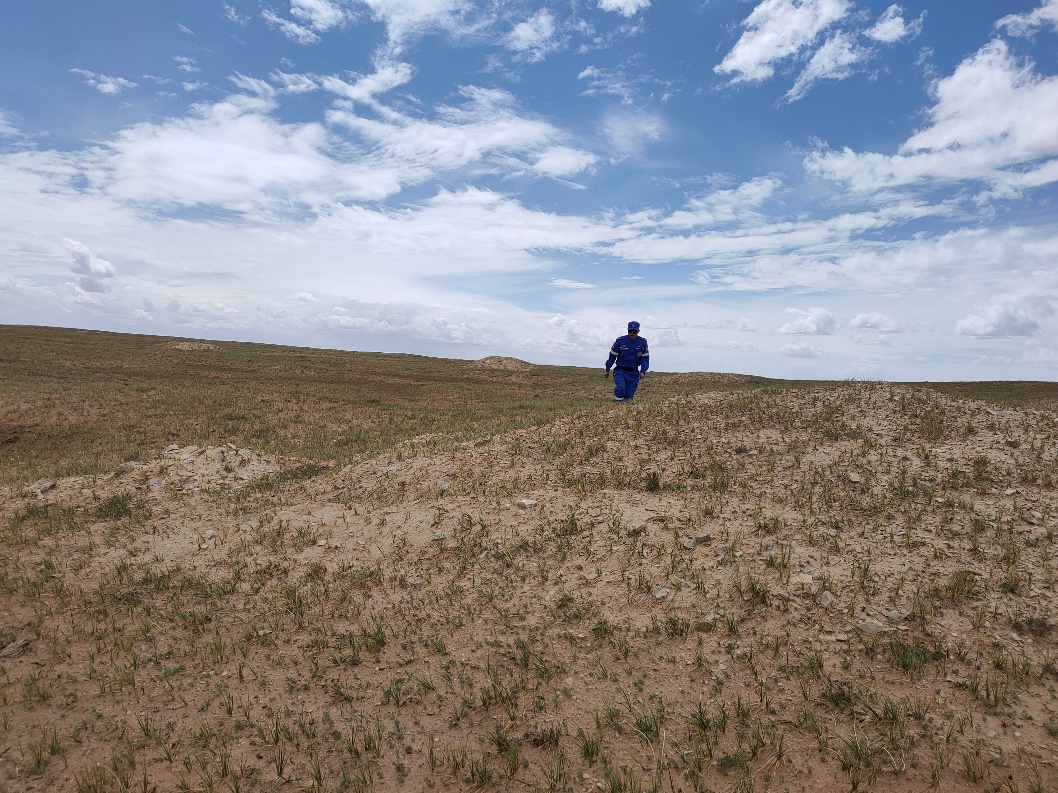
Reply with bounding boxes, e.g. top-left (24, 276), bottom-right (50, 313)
top-left (716, 545), bottom-right (734, 565)
top-left (848, 472), bottom-right (862, 483)
top-left (856, 618), bottom-right (890, 636)
top-left (0, 639), bottom-right (30, 659)
top-left (651, 587), bottom-right (669, 600)
top-left (204, 530), bottom-right (217, 540)
top-left (791, 573), bottom-right (814, 587)
top-left (431, 532), bottom-right (444, 541)
top-left (819, 591), bottom-right (836, 609)
top-left (516, 499), bottom-right (538, 510)
top-left (683, 535), bottom-right (712, 549)
top-left (316, 539), bottom-right (327, 547)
